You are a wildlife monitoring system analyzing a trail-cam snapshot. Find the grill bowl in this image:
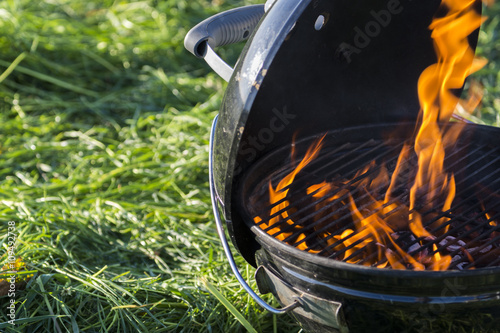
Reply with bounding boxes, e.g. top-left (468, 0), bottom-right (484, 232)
top-left (237, 122), bottom-right (500, 332)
